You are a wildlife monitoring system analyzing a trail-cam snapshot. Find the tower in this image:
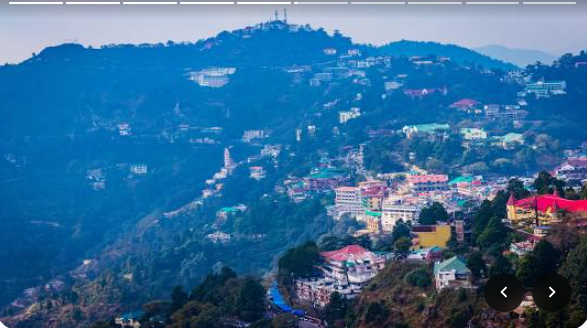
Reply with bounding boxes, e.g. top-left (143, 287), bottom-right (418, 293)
top-left (283, 8), bottom-right (288, 23)
top-left (224, 147), bottom-right (235, 172)
top-left (506, 192), bottom-right (517, 222)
